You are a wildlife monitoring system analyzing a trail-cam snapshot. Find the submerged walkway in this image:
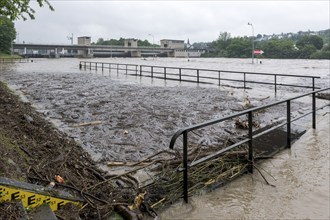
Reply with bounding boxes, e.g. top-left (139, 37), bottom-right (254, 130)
top-left (161, 113), bottom-right (330, 219)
